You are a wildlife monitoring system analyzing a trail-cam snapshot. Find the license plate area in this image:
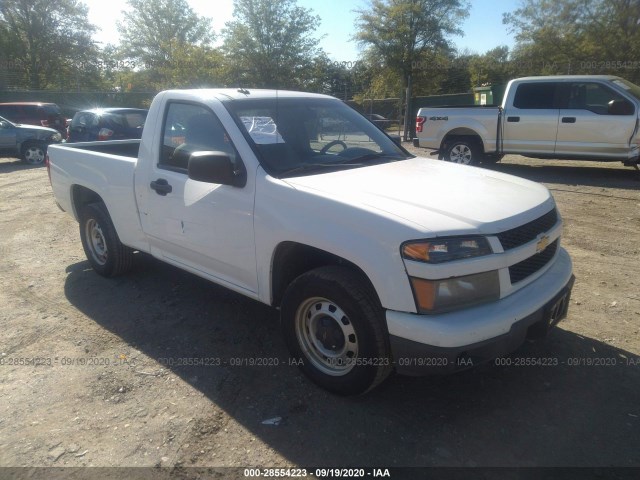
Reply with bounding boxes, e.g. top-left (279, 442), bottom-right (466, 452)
top-left (544, 275), bottom-right (575, 329)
